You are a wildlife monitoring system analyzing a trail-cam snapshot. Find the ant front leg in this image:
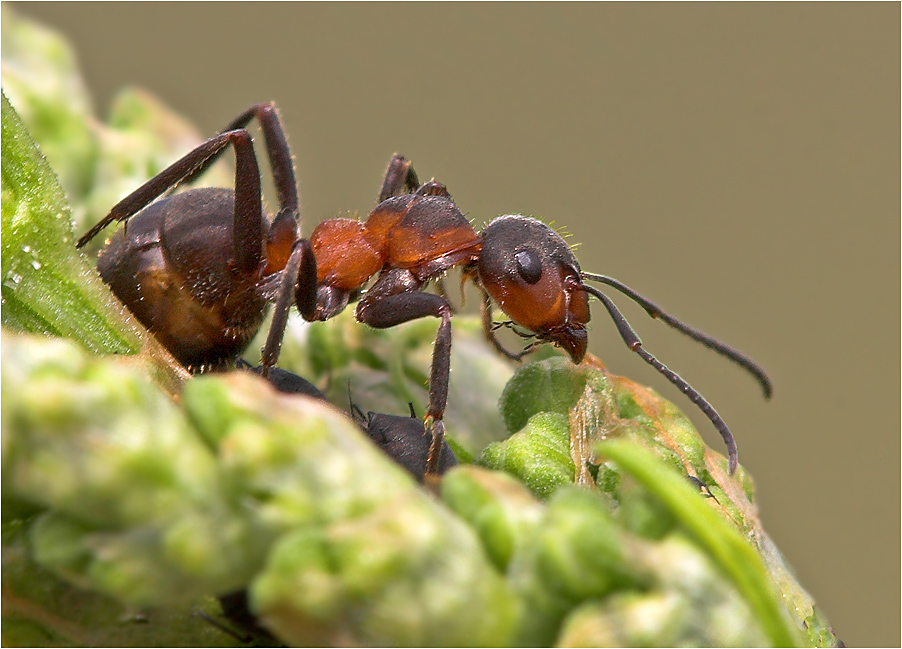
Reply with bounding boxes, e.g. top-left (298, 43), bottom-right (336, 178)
top-left (355, 272), bottom-right (453, 476)
top-left (479, 286), bottom-right (533, 361)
